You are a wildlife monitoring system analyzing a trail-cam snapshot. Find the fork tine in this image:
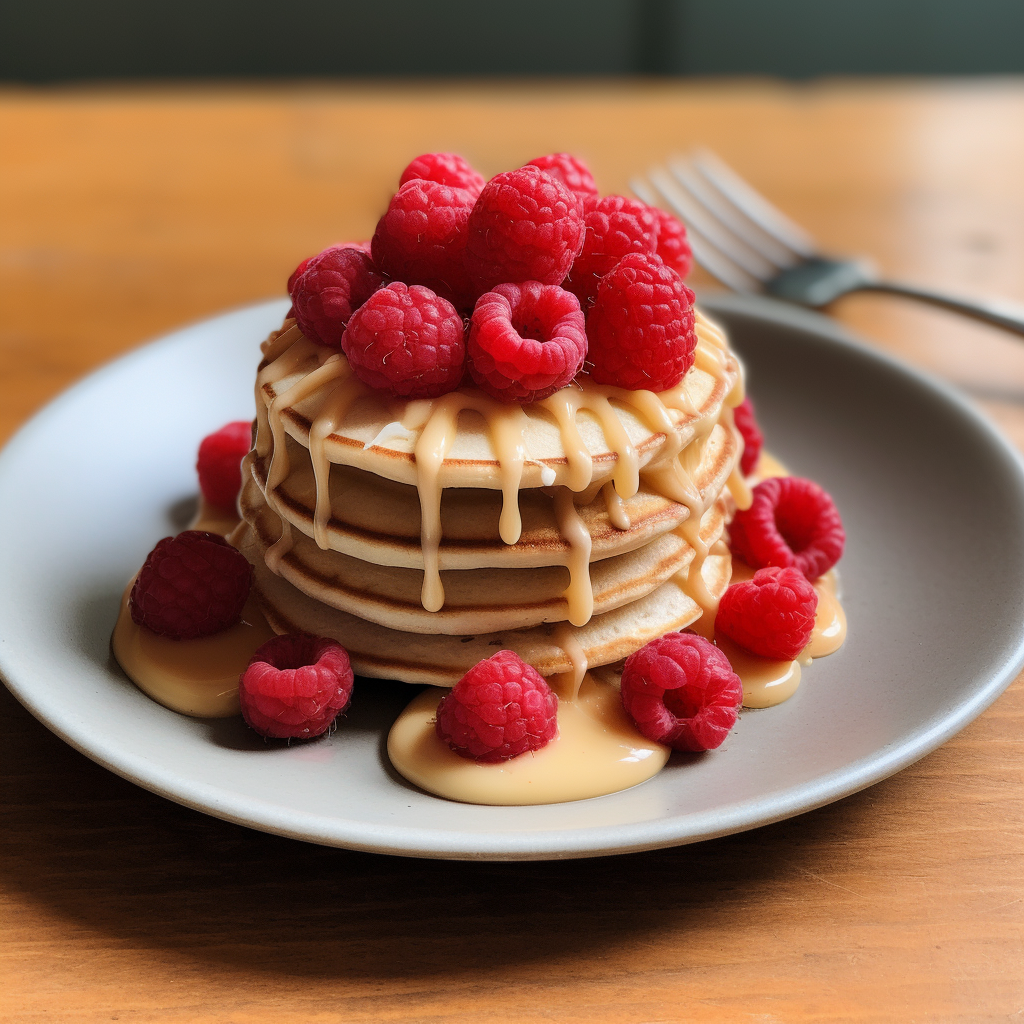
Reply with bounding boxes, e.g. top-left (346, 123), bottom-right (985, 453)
top-left (668, 157), bottom-right (801, 270)
top-left (649, 167), bottom-right (778, 282)
top-left (689, 149), bottom-right (818, 260)
top-left (631, 176), bottom-right (763, 293)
